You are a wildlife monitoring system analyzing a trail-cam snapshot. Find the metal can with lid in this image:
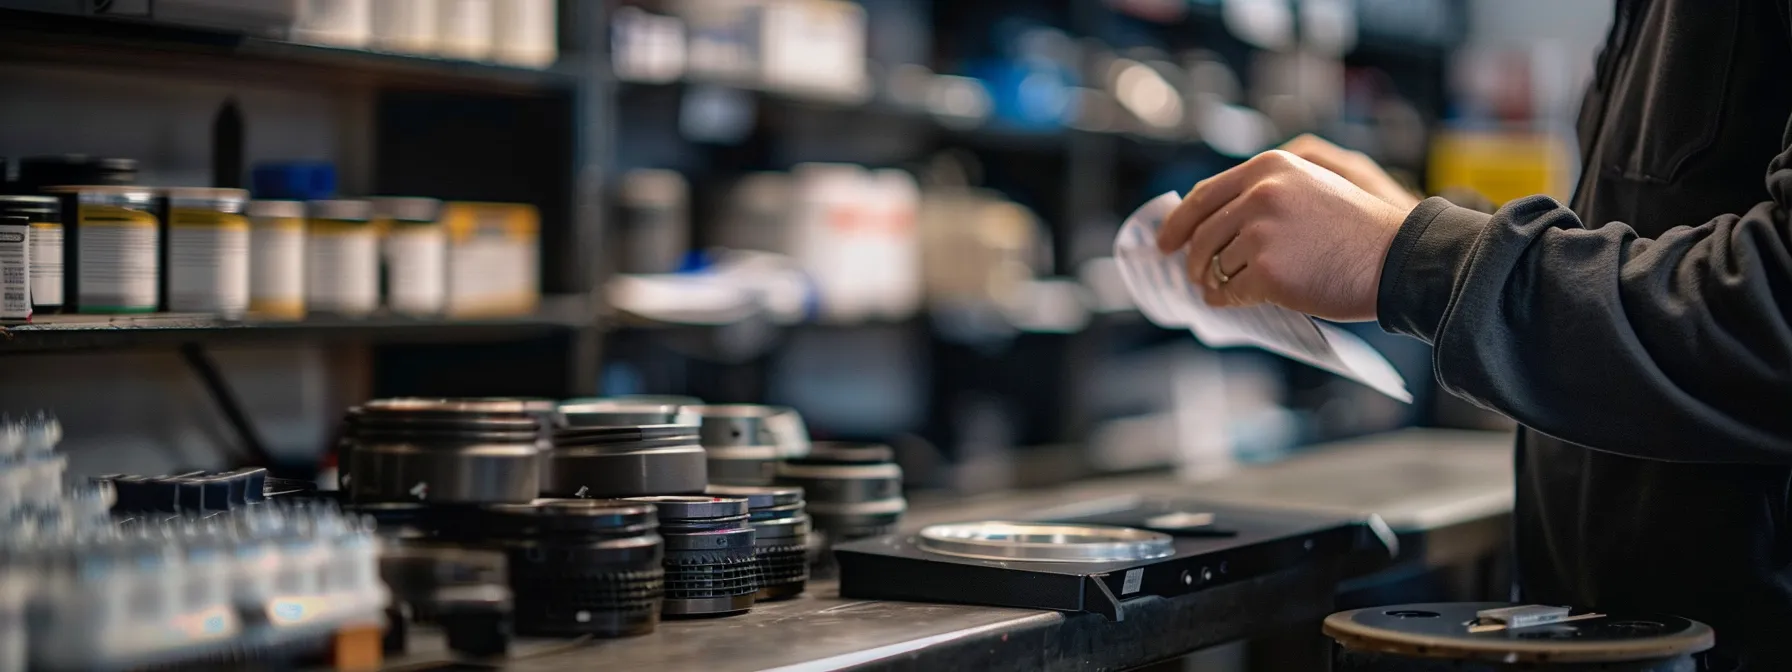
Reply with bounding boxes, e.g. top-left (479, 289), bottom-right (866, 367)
top-left (372, 197), bottom-right (446, 316)
top-left (39, 185), bottom-right (159, 314)
top-left (0, 196), bottom-right (62, 314)
top-left (14, 155), bottom-right (137, 192)
top-left (159, 188), bottom-right (250, 317)
top-left (0, 216), bottom-right (27, 321)
top-left (343, 397), bottom-right (554, 504)
top-left (246, 200), bottom-right (307, 320)
top-left (306, 199), bottom-right (378, 316)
